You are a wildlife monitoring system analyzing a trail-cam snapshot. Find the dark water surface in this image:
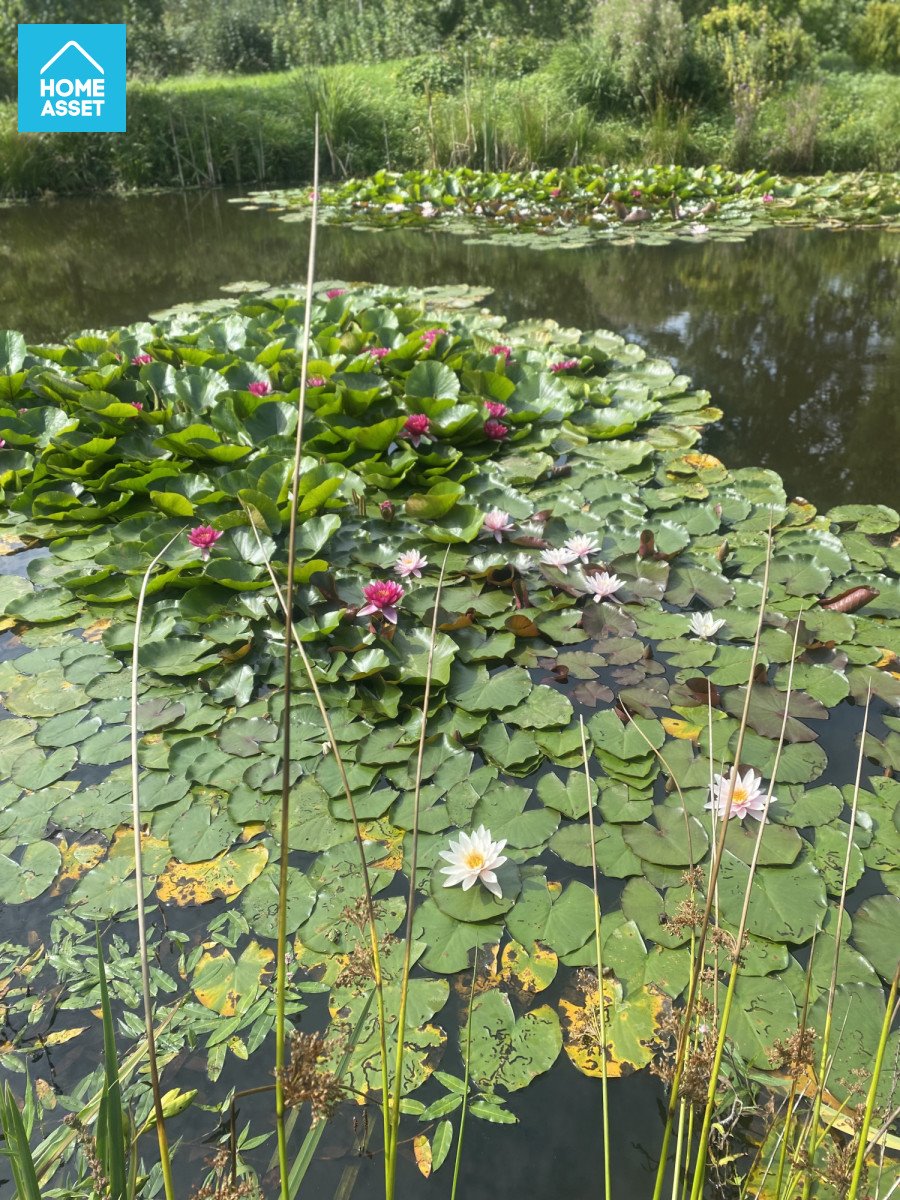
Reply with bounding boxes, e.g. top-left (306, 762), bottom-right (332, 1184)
top-left (2, 188), bottom-right (898, 511)
top-left (1, 190), bottom-right (898, 1196)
